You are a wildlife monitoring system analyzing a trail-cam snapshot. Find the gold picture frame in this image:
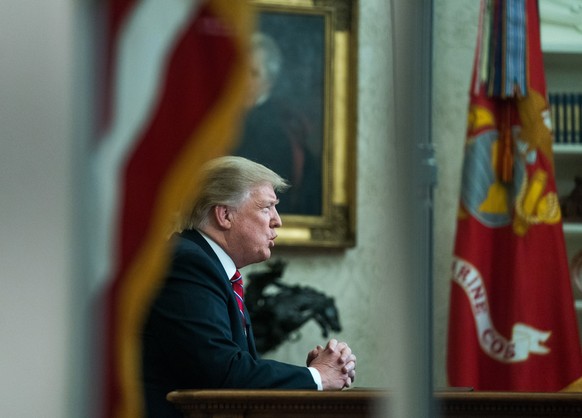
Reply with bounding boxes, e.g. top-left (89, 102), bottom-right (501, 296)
top-left (235, 0), bottom-right (357, 248)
